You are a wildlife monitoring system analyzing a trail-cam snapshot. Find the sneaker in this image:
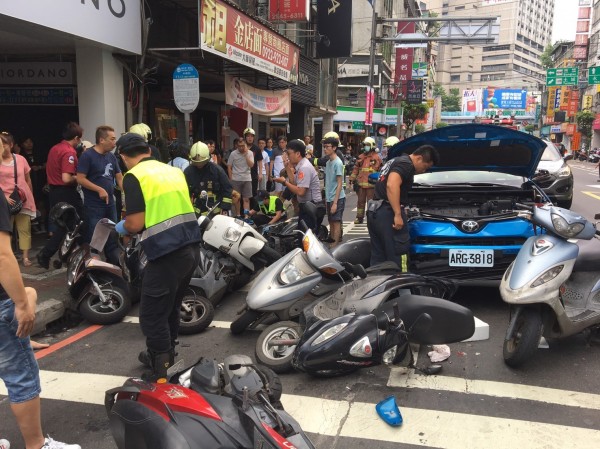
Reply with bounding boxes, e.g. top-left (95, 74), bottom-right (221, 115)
top-left (41, 436), bottom-right (81, 449)
top-left (0, 438), bottom-right (10, 449)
